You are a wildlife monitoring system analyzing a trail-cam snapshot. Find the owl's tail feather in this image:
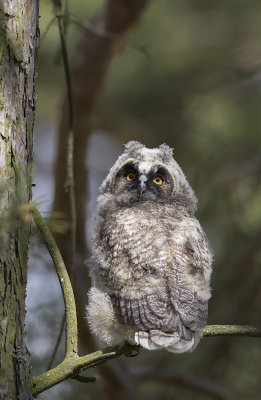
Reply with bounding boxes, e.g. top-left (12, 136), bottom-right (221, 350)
top-left (134, 331), bottom-right (160, 350)
top-left (150, 330), bottom-right (180, 346)
top-left (167, 337), bottom-right (195, 353)
top-left (135, 329), bottom-right (196, 353)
